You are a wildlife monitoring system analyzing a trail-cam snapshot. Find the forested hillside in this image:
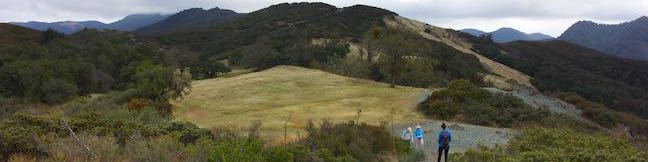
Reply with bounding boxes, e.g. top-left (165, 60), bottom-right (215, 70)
top-left (135, 7), bottom-right (242, 35)
top-left (160, 2), bottom-right (485, 87)
top-left (0, 24), bottom-right (196, 104)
